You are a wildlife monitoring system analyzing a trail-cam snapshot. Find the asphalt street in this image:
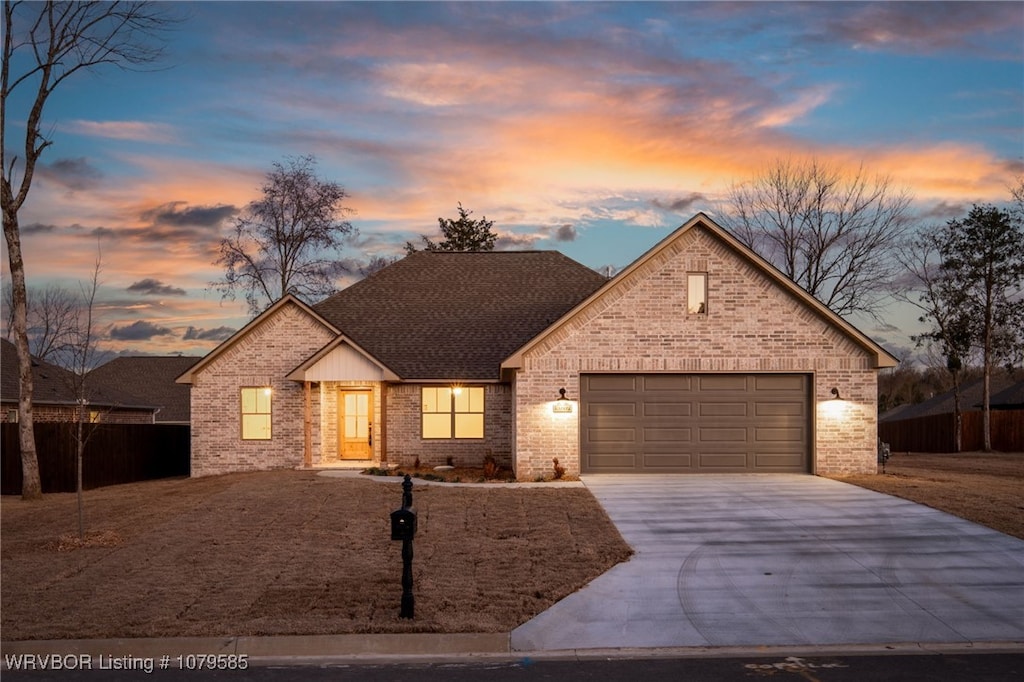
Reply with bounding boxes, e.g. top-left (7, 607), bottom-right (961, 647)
top-left (2, 653), bottom-right (1023, 681)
